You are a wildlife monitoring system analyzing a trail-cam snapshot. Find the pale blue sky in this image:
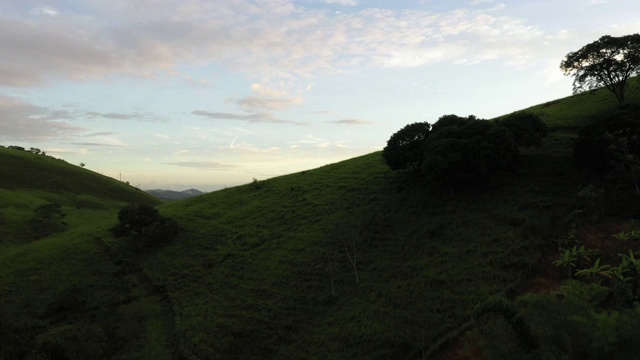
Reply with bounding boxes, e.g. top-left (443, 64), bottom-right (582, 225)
top-left (1, 0), bottom-right (639, 191)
